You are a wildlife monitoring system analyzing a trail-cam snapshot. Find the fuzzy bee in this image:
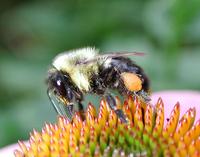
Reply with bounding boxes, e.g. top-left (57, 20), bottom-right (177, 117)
top-left (47, 47), bottom-right (150, 122)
